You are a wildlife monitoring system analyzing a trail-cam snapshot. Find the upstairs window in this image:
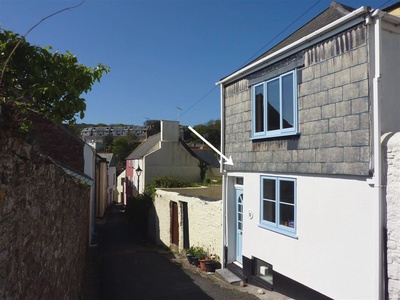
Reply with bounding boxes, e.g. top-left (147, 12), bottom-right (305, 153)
top-left (252, 70), bottom-right (298, 139)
